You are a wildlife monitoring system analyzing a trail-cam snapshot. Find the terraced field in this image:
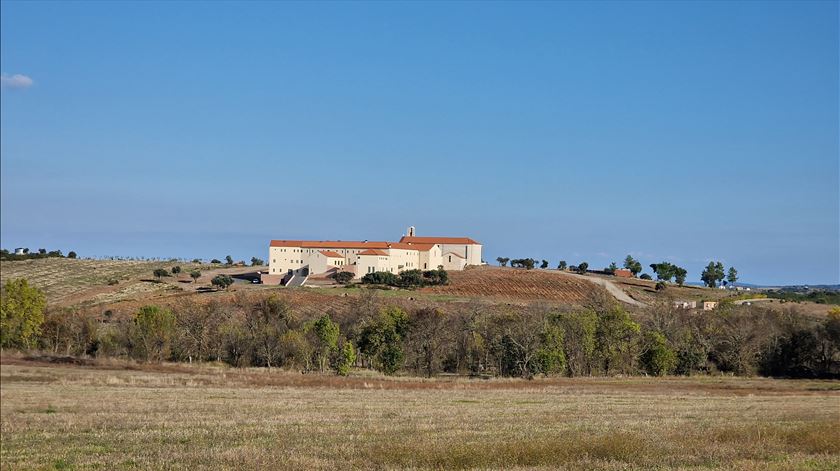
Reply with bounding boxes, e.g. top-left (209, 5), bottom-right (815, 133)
top-left (422, 266), bottom-right (605, 304)
top-left (0, 258), bottom-right (202, 305)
